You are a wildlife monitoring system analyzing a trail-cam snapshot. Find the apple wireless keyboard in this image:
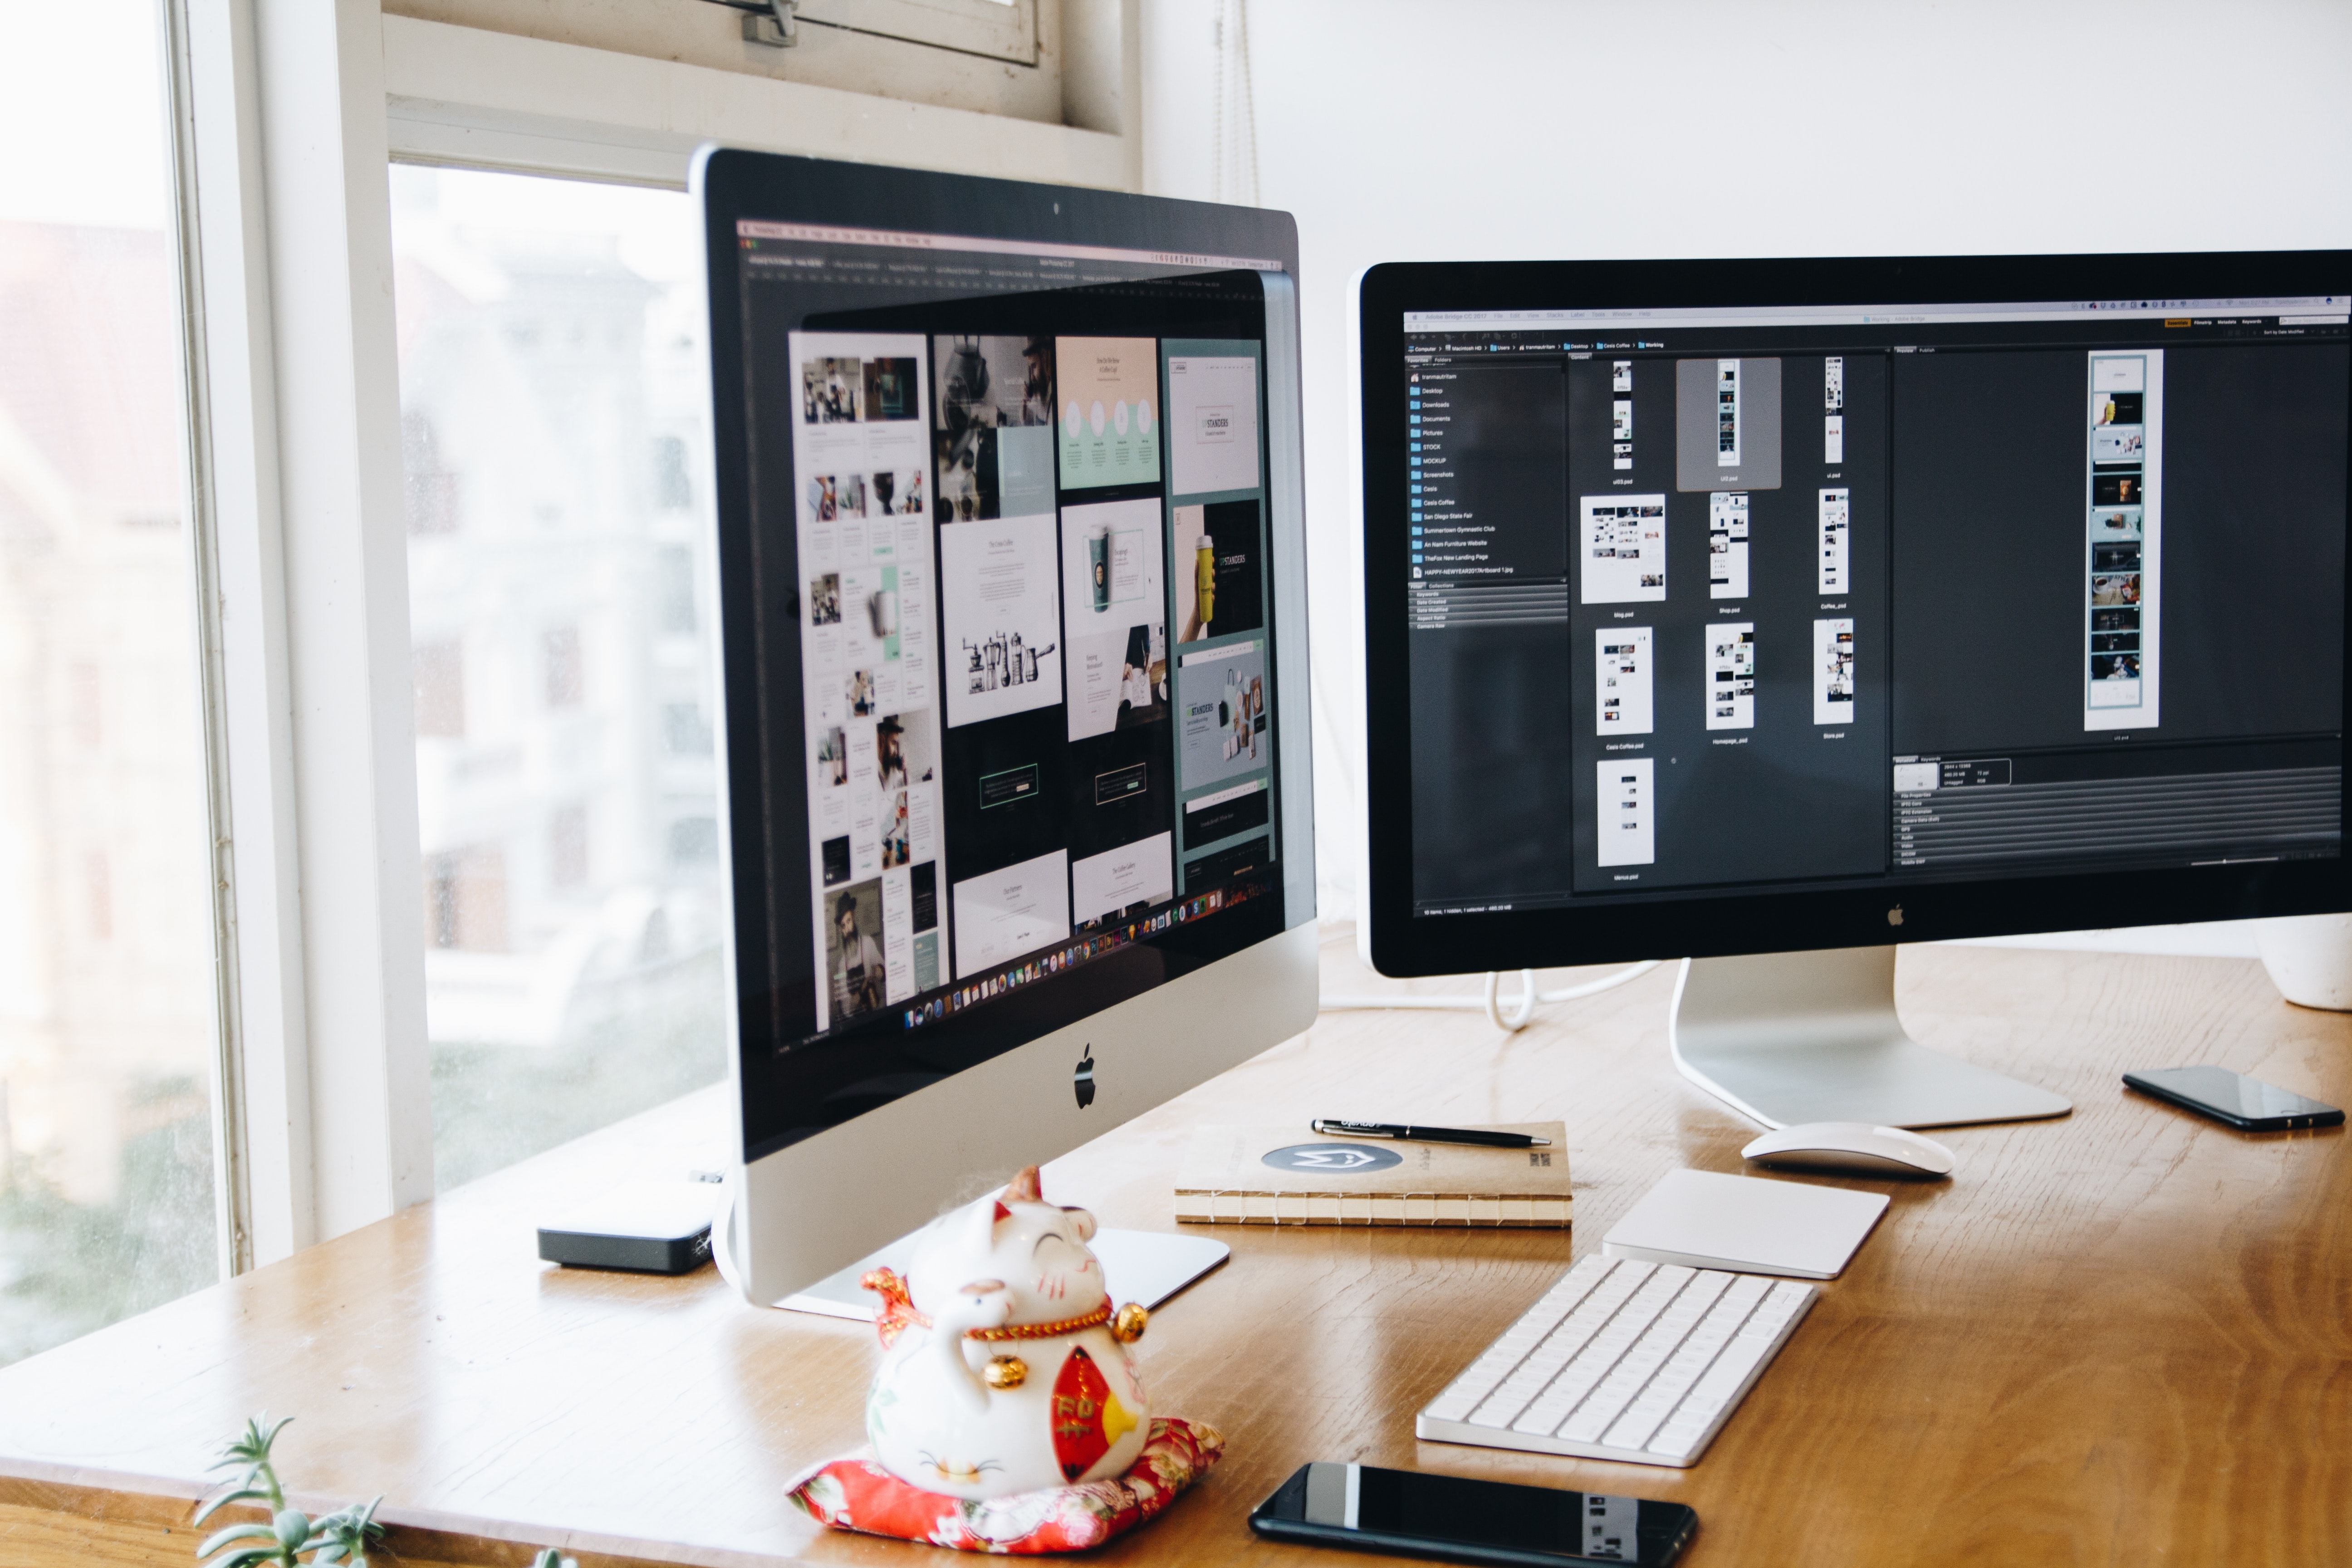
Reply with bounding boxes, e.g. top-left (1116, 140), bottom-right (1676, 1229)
top-left (1417, 1255), bottom-right (1816, 1467)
